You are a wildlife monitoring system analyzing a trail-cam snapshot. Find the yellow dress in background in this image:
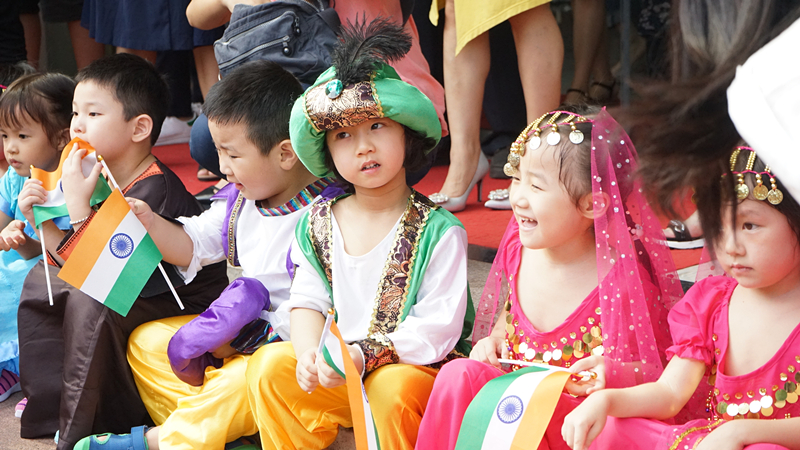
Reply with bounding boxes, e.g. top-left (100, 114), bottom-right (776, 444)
top-left (430, 0), bottom-right (553, 54)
